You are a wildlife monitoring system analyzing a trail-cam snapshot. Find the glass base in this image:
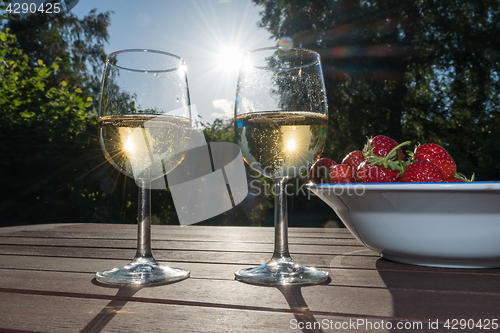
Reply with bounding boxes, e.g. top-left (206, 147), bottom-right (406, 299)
top-left (235, 257), bottom-right (329, 286)
top-left (95, 256), bottom-right (190, 285)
